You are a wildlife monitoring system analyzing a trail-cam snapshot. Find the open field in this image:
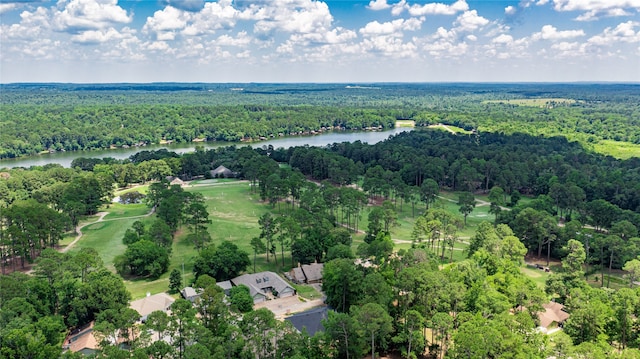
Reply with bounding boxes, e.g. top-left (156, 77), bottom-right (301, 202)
top-left (395, 120), bottom-right (416, 127)
top-left (592, 140), bottom-right (640, 160)
top-left (483, 98), bottom-right (577, 107)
